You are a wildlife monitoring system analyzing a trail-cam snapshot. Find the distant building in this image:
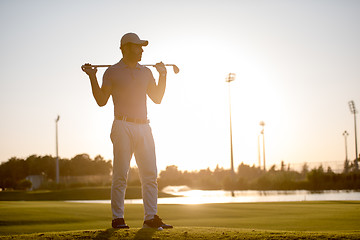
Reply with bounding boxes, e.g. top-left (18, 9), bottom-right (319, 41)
top-left (26, 175), bottom-right (44, 190)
